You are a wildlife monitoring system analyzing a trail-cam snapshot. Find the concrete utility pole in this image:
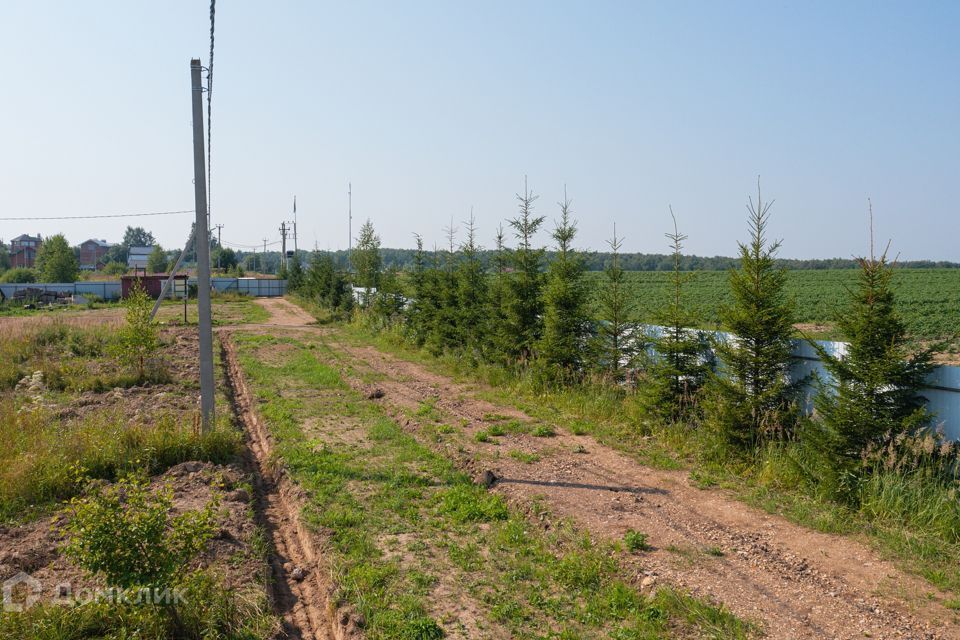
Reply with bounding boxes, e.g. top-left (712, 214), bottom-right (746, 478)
top-left (262, 238), bottom-right (269, 273)
top-left (190, 58), bottom-right (215, 431)
top-left (279, 222), bottom-right (288, 272)
top-left (348, 182), bottom-right (352, 250)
